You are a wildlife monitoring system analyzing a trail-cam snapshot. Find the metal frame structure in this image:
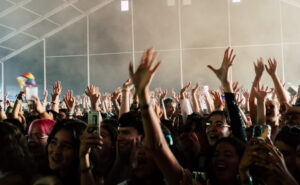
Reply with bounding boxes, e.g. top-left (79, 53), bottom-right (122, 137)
top-left (0, 0), bottom-right (115, 98)
top-left (0, 0), bottom-right (300, 99)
